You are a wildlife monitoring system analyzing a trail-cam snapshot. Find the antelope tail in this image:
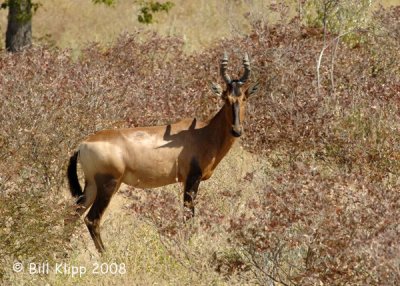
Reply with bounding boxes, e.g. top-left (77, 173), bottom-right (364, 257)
top-left (67, 151), bottom-right (83, 198)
